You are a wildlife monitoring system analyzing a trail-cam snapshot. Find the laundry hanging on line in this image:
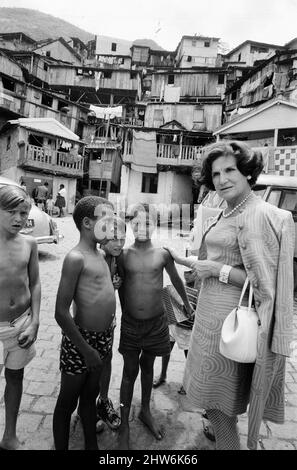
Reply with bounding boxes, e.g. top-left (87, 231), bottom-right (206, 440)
top-left (89, 104), bottom-right (123, 119)
top-left (131, 130), bottom-right (157, 174)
